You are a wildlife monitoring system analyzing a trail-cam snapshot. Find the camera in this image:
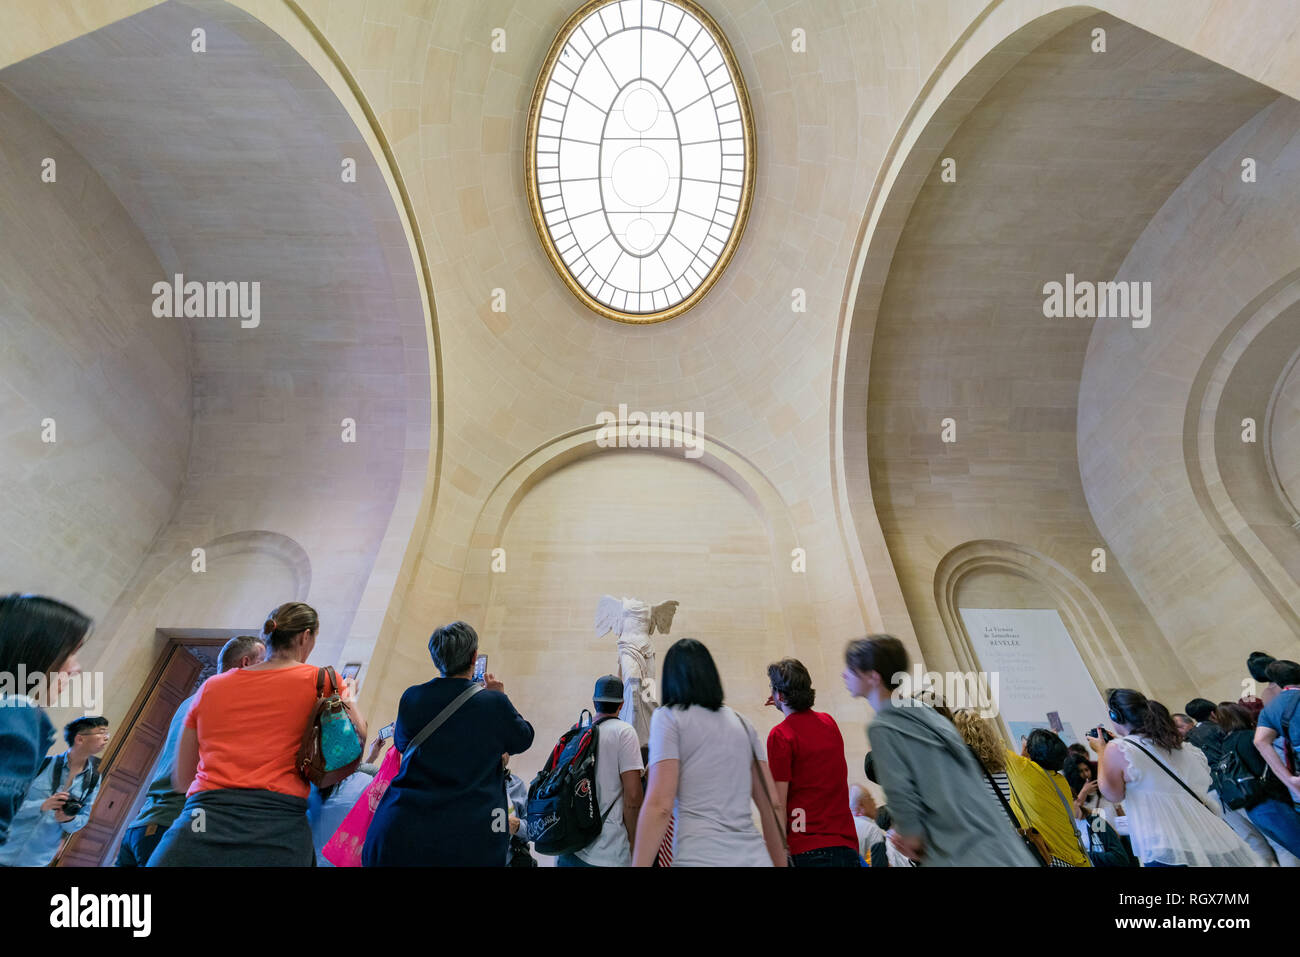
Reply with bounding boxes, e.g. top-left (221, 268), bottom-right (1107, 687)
top-left (61, 797), bottom-right (83, 816)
